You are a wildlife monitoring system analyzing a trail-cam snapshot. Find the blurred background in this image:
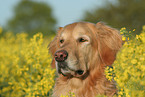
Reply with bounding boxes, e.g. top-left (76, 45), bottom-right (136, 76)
top-left (0, 0), bottom-right (145, 36)
top-left (0, 0), bottom-right (145, 97)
